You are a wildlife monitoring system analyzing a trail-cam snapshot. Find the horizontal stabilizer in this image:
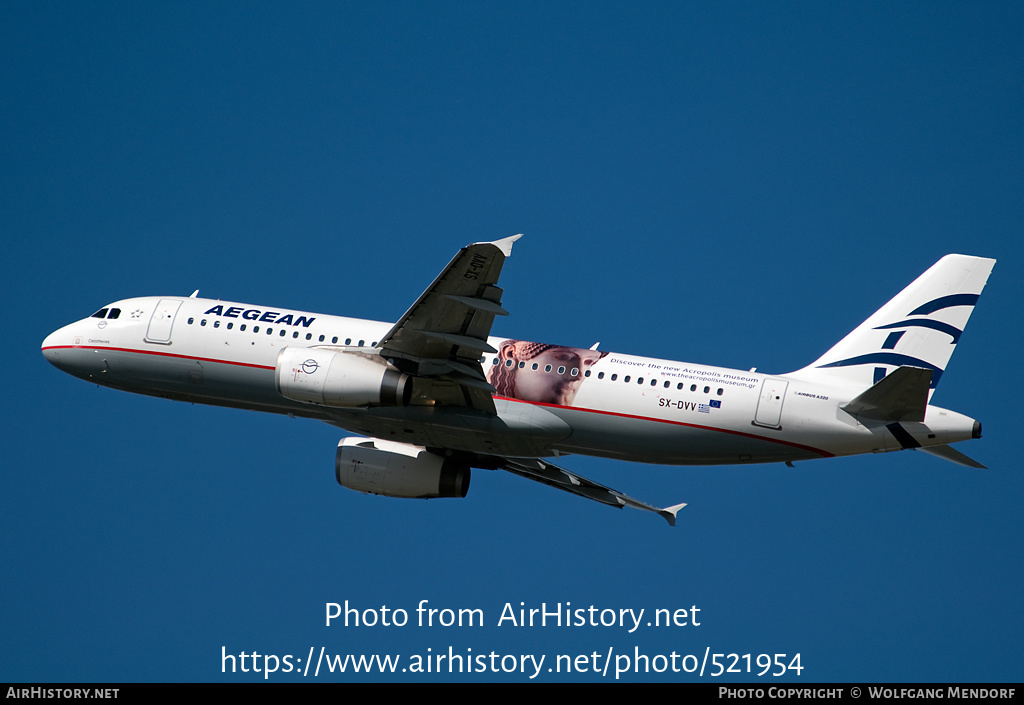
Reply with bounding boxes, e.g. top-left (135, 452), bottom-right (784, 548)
top-left (841, 366), bottom-right (932, 423)
top-left (918, 444), bottom-right (987, 469)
